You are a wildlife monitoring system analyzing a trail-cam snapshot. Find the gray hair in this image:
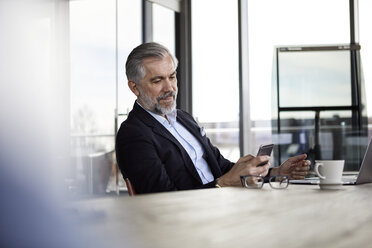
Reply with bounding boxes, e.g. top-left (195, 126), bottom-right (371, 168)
top-left (125, 42), bottom-right (178, 84)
